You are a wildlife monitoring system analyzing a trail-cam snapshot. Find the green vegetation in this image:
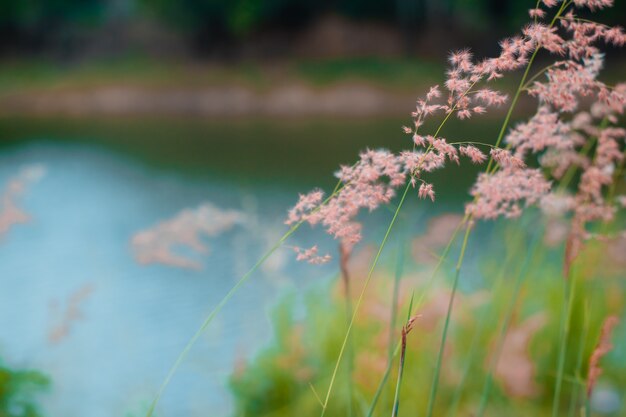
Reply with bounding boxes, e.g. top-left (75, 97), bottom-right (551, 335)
top-left (0, 57), bottom-right (444, 94)
top-left (229, 216), bottom-right (626, 417)
top-left (0, 361), bottom-right (48, 417)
